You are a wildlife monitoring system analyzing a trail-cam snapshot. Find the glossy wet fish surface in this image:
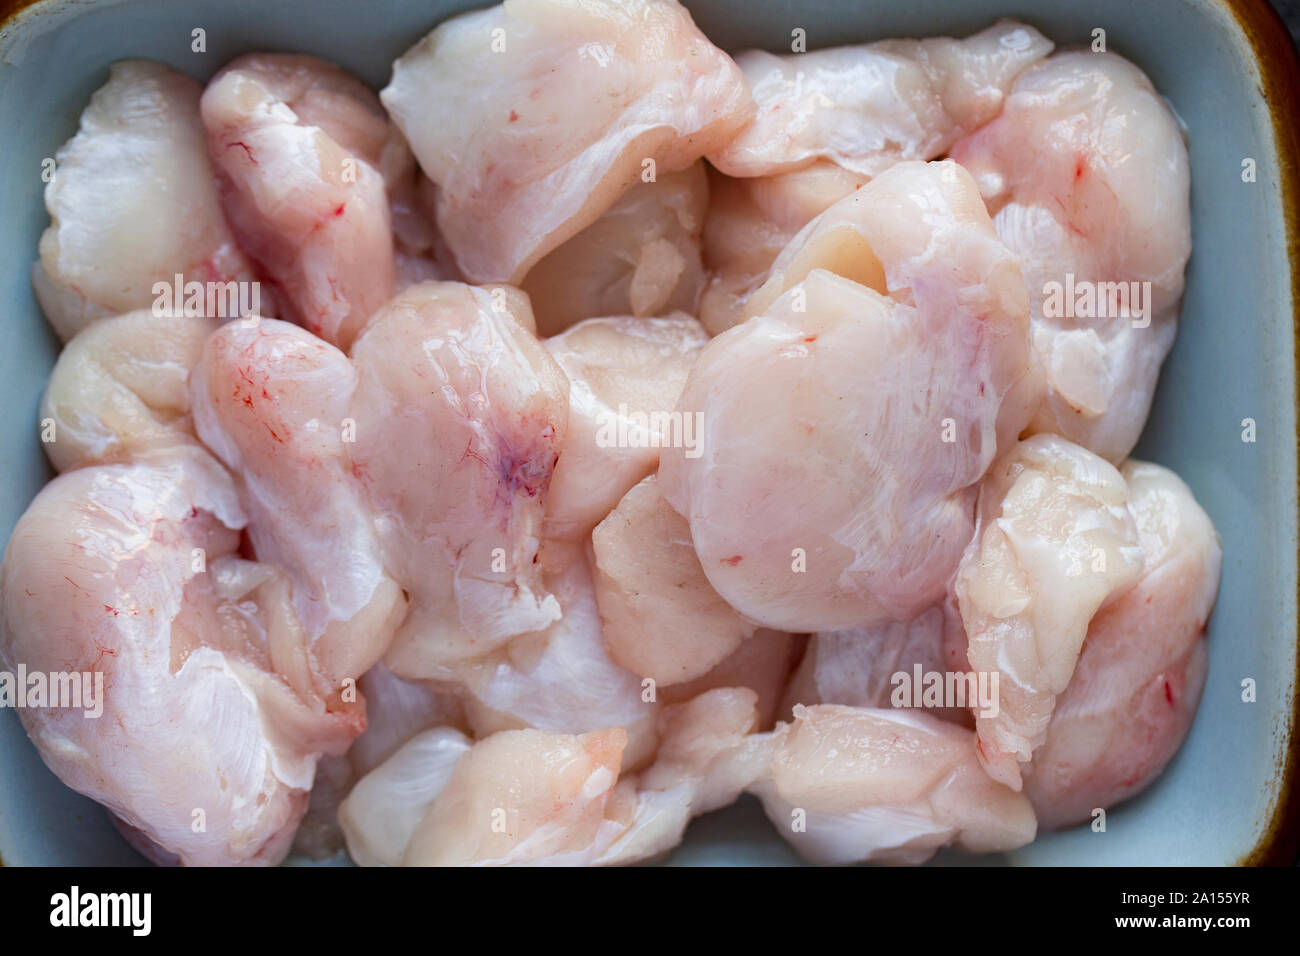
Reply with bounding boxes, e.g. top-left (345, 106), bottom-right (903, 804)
top-left (2, 2), bottom-right (1214, 867)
